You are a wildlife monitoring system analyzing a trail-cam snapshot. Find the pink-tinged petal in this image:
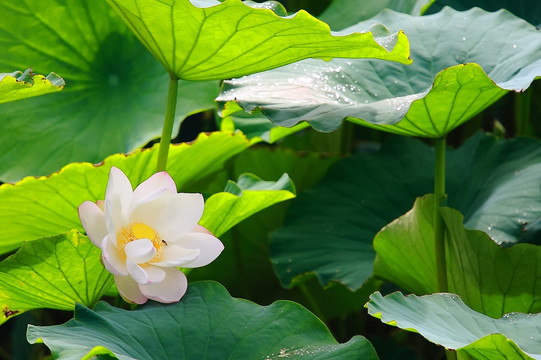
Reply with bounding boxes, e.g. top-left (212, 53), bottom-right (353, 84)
top-left (140, 264), bottom-right (166, 283)
top-left (96, 200), bottom-right (105, 211)
top-left (133, 172), bottom-right (177, 201)
top-left (105, 167), bottom-right (133, 227)
top-left (126, 259), bottom-right (150, 285)
top-left (177, 232), bottom-right (224, 268)
top-left (106, 167), bottom-right (133, 200)
top-left (124, 239), bottom-right (156, 264)
top-left (191, 225), bottom-right (214, 235)
top-left (114, 275), bottom-right (147, 304)
top-left (151, 245), bottom-right (200, 267)
top-left (129, 187), bottom-right (169, 216)
top-left (104, 194), bottom-right (124, 246)
top-left (78, 201), bottom-right (107, 248)
top-left (101, 236), bottom-right (127, 276)
top-left (139, 268), bottom-right (188, 303)
top-left (132, 193), bottom-right (205, 242)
